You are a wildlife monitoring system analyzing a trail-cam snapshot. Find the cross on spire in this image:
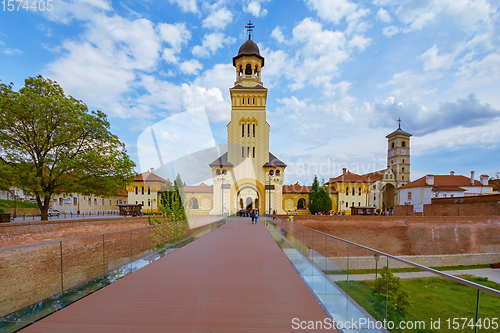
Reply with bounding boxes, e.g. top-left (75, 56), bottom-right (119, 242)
top-left (397, 118), bottom-right (402, 129)
top-left (245, 20), bottom-right (255, 39)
